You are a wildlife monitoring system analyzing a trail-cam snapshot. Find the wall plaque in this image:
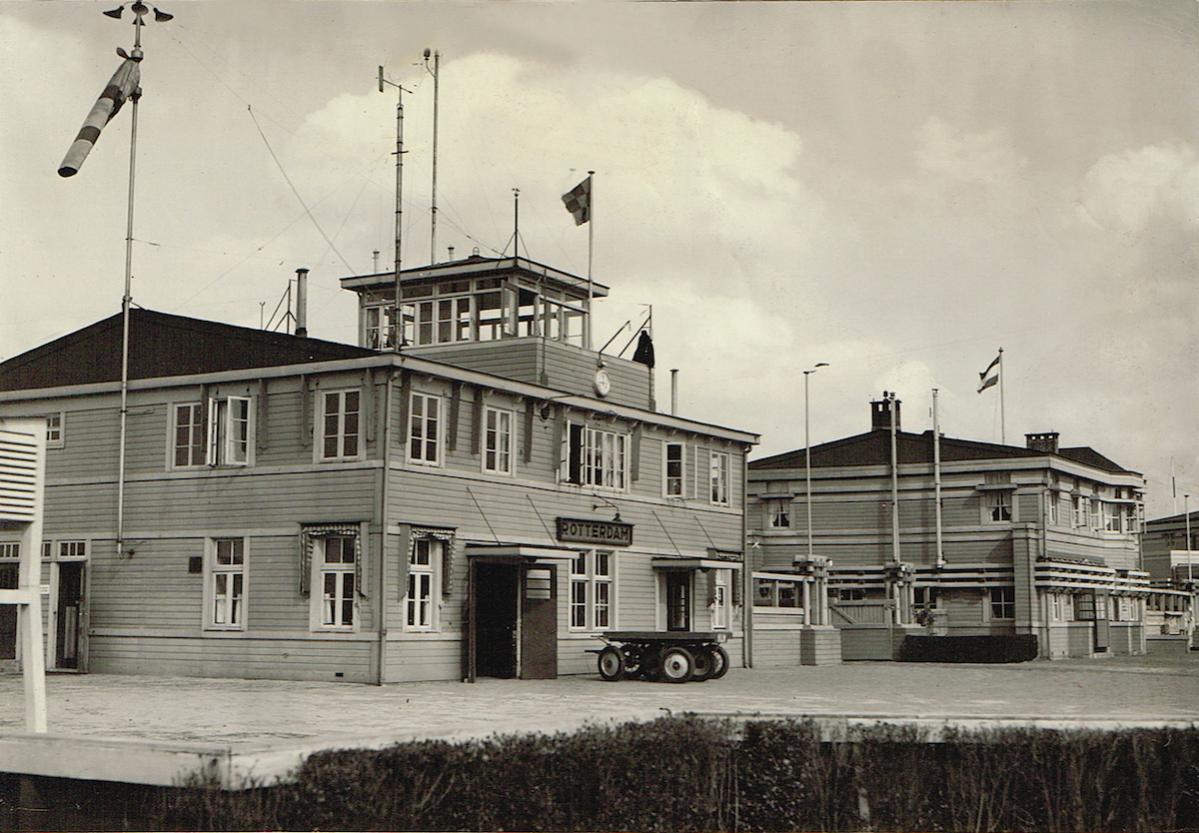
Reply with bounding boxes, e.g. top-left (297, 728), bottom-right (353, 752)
top-left (556, 516), bottom-right (633, 547)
